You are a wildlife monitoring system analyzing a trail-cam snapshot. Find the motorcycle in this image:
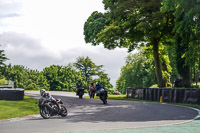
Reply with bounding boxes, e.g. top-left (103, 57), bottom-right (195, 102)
top-left (38, 97), bottom-right (68, 119)
top-left (89, 88), bottom-right (95, 99)
top-left (76, 87), bottom-right (84, 99)
top-left (98, 88), bottom-right (108, 104)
